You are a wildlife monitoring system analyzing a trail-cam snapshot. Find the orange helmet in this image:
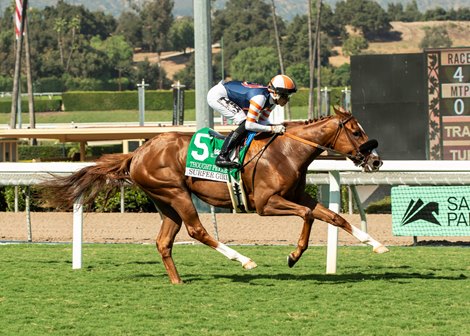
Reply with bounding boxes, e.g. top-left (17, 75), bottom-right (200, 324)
top-left (268, 74), bottom-right (297, 98)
